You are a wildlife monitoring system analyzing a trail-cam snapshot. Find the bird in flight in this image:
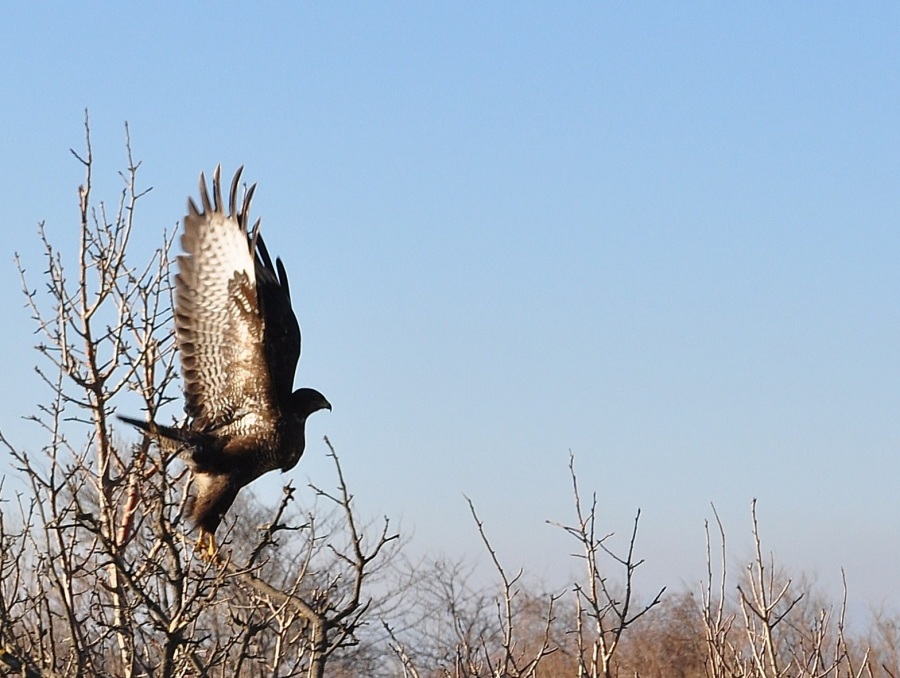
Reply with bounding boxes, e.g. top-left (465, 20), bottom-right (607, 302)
top-left (120, 167), bottom-right (331, 553)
